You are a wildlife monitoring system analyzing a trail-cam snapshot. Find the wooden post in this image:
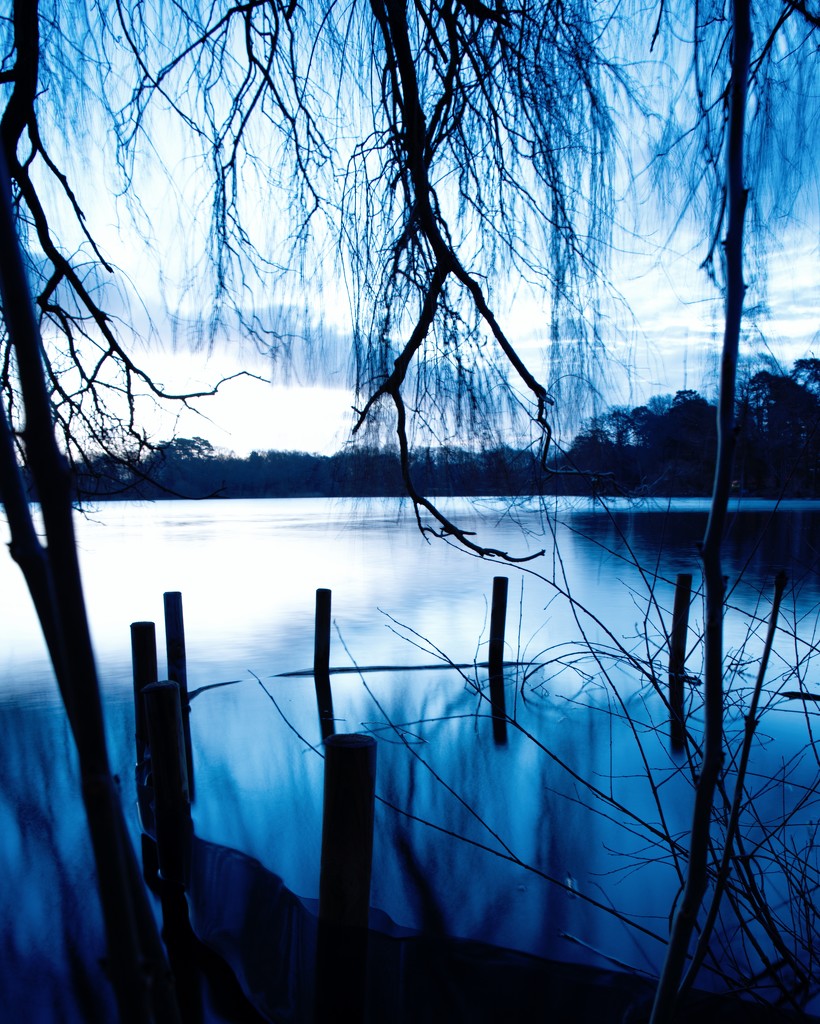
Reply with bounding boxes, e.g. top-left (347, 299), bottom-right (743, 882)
top-left (316, 733), bottom-right (376, 1023)
top-left (489, 576), bottom-right (509, 745)
top-left (163, 592), bottom-right (194, 800)
top-left (669, 573), bottom-right (693, 752)
top-left (143, 681), bottom-right (192, 887)
top-left (314, 588), bottom-right (335, 741)
top-left (319, 733), bottom-right (377, 927)
top-left (155, 881), bottom-right (204, 1023)
top-left (141, 832), bottom-right (160, 891)
top-left (131, 621), bottom-right (158, 767)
